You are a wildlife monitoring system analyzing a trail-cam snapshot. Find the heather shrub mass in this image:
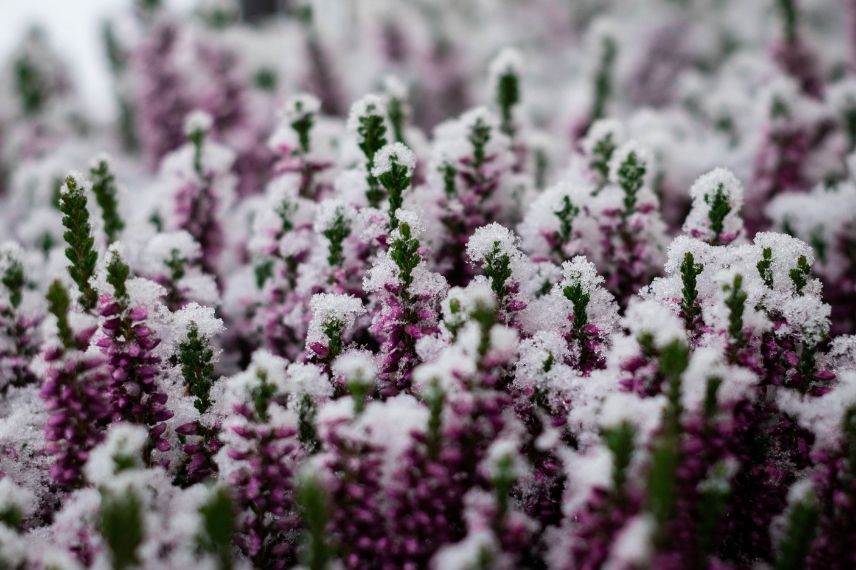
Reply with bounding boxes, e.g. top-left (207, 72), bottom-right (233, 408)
top-left (0, 0), bottom-right (855, 569)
